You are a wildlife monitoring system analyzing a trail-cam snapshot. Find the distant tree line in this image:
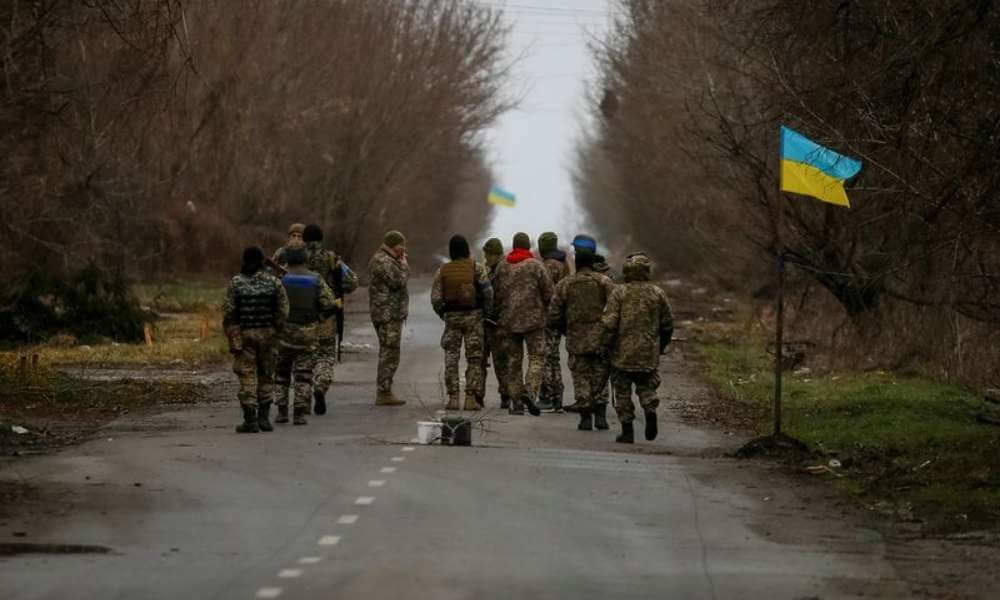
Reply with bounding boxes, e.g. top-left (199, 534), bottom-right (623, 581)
top-left (1, 0), bottom-right (510, 341)
top-left (576, 0), bottom-right (1000, 386)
